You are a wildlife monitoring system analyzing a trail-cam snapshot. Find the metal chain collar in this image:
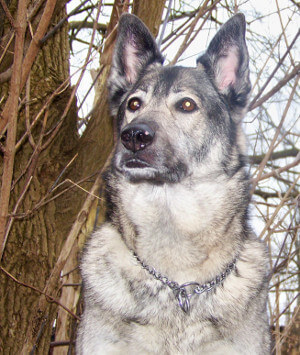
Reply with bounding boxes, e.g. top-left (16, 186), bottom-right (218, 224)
top-left (133, 252), bottom-right (237, 314)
